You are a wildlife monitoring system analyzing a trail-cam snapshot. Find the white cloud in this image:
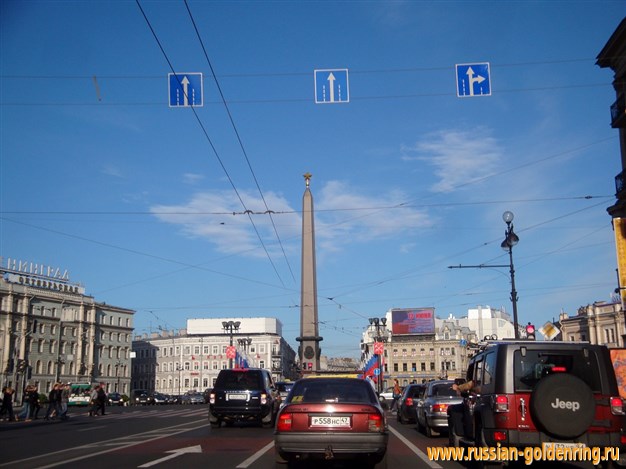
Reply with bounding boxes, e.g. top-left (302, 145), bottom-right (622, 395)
top-left (402, 128), bottom-right (502, 193)
top-left (183, 173), bottom-right (205, 185)
top-left (150, 181), bottom-right (434, 258)
top-left (101, 165), bottom-right (125, 179)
